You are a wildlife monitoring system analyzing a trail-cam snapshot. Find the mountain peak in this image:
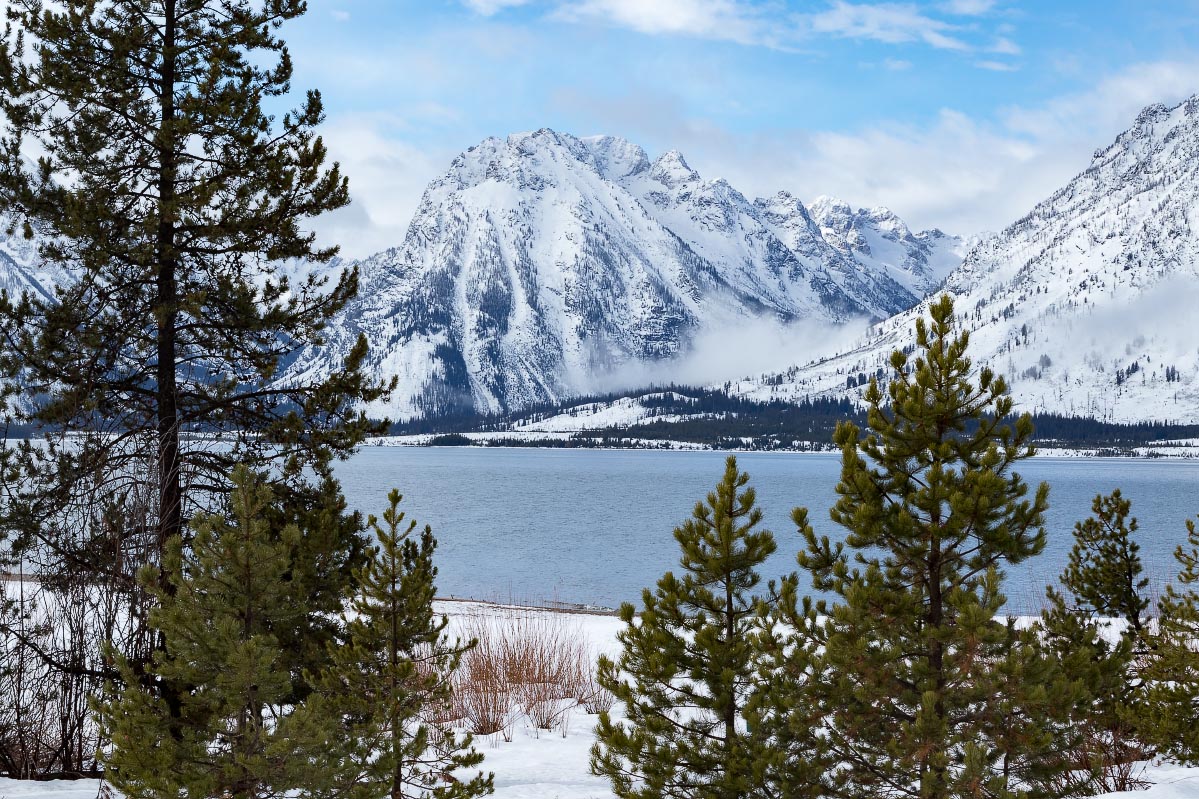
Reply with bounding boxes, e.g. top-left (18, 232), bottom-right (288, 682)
top-left (649, 149), bottom-right (699, 187)
top-left (807, 195), bottom-right (854, 220)
top-left (580, 135), bottom-right (650, 180)
top-left (507, 127), bottom-right (569, 147)
top-left (285, 129), bottom-right (965, 420)
top-left (1090, 94), bottom-right (1199, 167)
